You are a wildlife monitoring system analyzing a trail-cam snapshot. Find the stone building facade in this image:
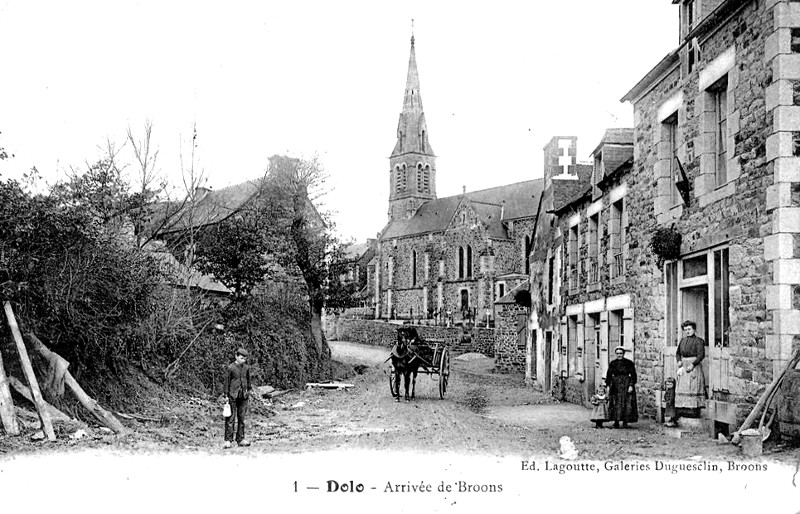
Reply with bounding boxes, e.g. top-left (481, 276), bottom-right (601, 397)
top-left (368, 35), bottom-right (543, 326)
top-left (612, 0), bottom-right (798, 430)
top-left (527, 133), bottom-right (633, 405)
